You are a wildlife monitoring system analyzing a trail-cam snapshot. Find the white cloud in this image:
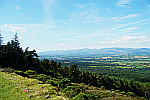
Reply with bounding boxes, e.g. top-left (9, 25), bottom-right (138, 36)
top-left (71, 8), bottom-right (104, 23)
top-left (58, 43), bottom-right (66, 46)
top-left (14, 5), bottom-right (21, 10)
top-left (138, 36), bottom-right (146, 39)
top-left (98, 35), bottom-right (149, 45)
top-left (1, 23), bottom-right (27, 40)
top-left (111, 14), bottom-right (140, 21)
top-left (98, 40), bottom-right (121, 44)
top-left (147, 4), bottom-right (150, 12)
top-left (111, 18), bottom-right (150, 30)
top-left (1, 23), bottom-right (57, 41)
top-left (111, 17), bottom-right (119, 20)
top-left (119, 27), bottom-right (139, 31)
top-left (74, 4), bottom-right (87, 9)
top-left (58, 43), bottom-right (78, 47)
top-left (119, 27), bottom-right (139, 33)
top-left (121, 36), bottom-right (137, 41)
top-left (43, 0), bottom-right (55, 15)
top-left (3, 23), bottom-right (26, 33)
top-left (116, 0), bottom-right (133, 8)
top-left (93, 17), bottom-right (103, 19)
top-left (42, 0), bottom-right (56, 23)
